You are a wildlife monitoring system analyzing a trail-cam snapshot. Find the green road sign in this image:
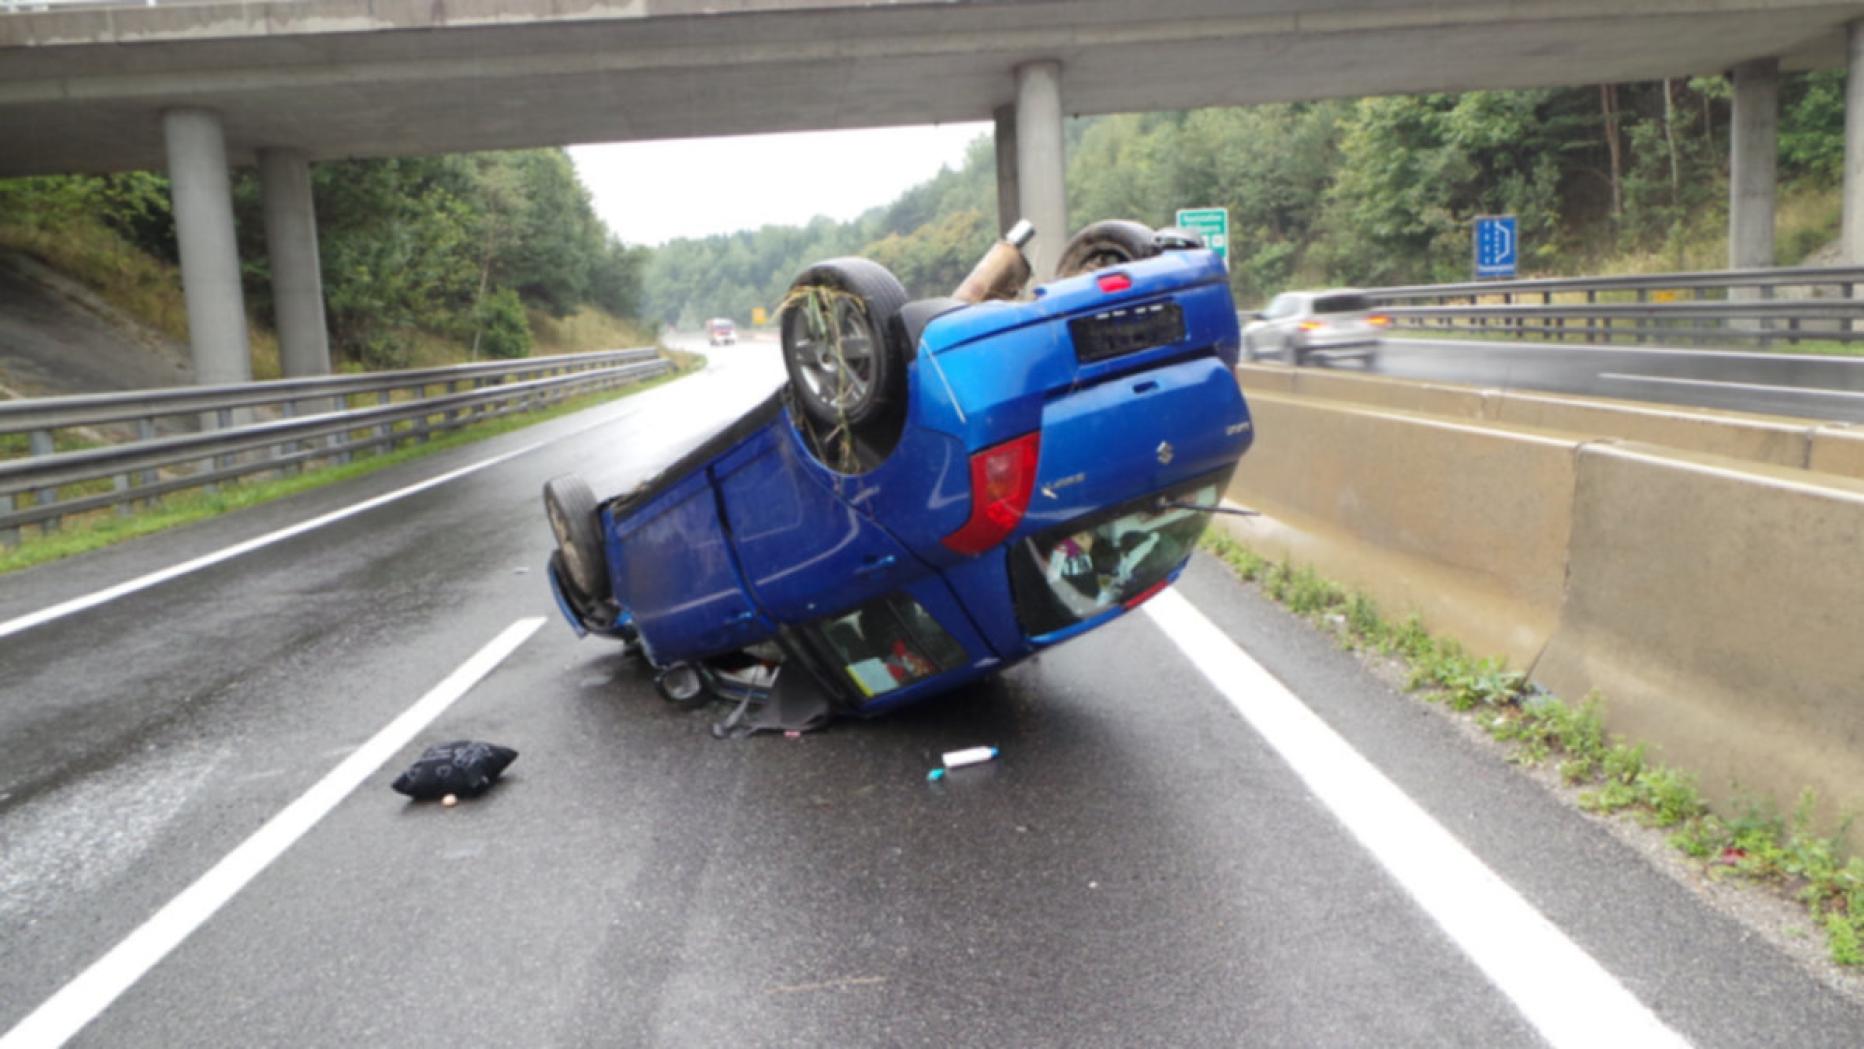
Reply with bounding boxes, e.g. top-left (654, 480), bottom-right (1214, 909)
top-left (1175, 207), bottom-right (1229, 265)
